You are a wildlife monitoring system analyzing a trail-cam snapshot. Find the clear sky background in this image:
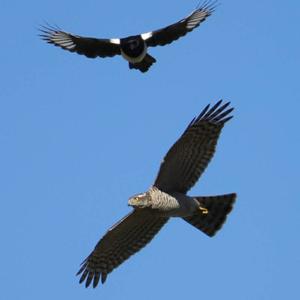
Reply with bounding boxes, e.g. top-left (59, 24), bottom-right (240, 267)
top-left (1, 0), bottom-right (300, 299)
